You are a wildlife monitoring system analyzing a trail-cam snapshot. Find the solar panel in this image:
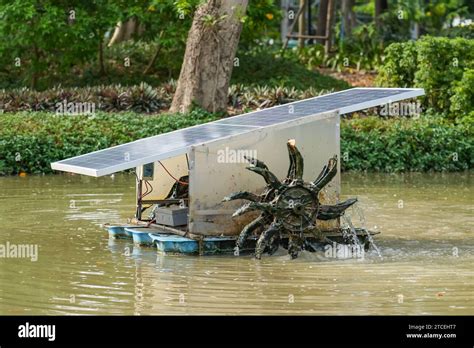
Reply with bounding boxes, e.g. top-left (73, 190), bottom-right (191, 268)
top-left (51, 87), bottom-right (424, 177)
top-left (51, 123), bottom-right (256, 176)
top-left (214, 88), bottom-right (422, 127)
